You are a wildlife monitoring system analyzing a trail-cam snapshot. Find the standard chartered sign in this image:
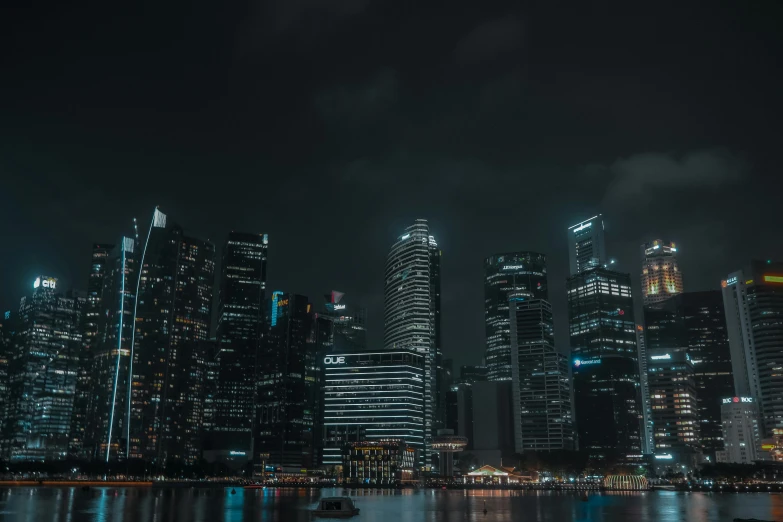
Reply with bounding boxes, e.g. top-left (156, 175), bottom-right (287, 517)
top-left (324, 356), bottom-right (346, 365)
